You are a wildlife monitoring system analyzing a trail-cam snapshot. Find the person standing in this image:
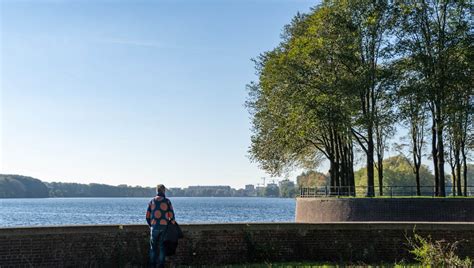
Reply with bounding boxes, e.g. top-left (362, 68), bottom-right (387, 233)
top-left (146, 184), bottom-right (176, 268)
